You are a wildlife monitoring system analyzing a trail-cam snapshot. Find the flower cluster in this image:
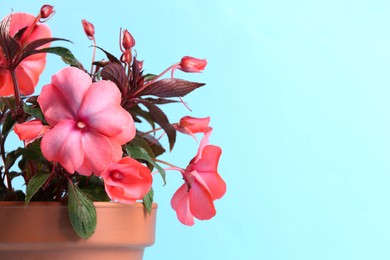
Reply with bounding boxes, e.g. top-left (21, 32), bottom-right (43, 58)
top-left (0, 5), bottom-right (225, 237)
